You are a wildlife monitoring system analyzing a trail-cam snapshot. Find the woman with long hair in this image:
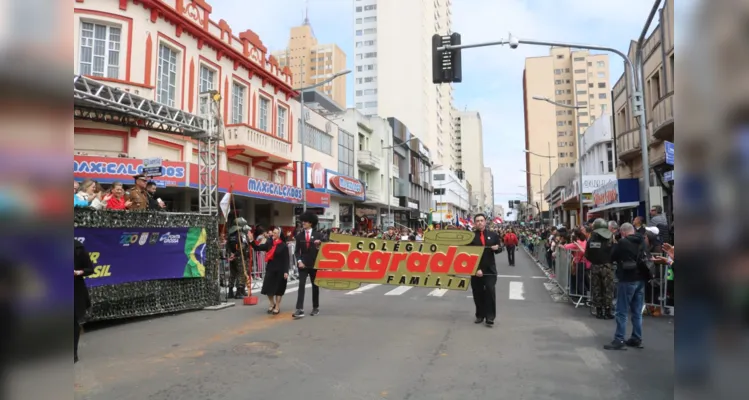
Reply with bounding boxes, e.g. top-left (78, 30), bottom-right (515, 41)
top-left (250, 227), bottom-right (290, 315)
